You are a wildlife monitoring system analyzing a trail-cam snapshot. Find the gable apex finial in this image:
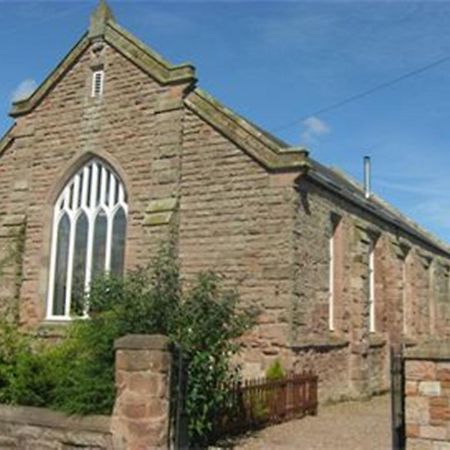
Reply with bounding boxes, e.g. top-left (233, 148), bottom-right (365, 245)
top-left (89, 0), bottom-right (115, 38)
